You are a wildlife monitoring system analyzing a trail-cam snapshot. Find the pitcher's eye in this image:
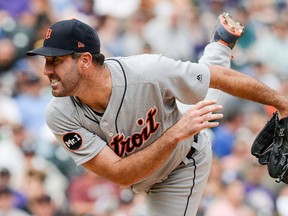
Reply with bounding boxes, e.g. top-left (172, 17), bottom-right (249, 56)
top-left (52, 57), bottom-right (58, 63)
